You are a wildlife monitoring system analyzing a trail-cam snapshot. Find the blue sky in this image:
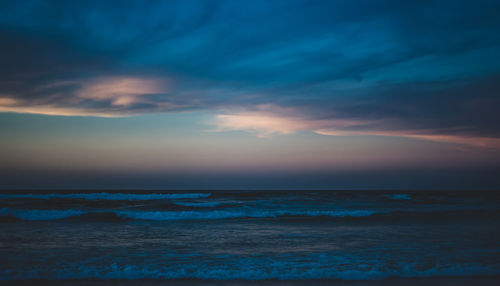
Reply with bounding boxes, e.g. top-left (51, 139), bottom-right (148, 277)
top-left (0, 0), bottom-right (499, 189)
